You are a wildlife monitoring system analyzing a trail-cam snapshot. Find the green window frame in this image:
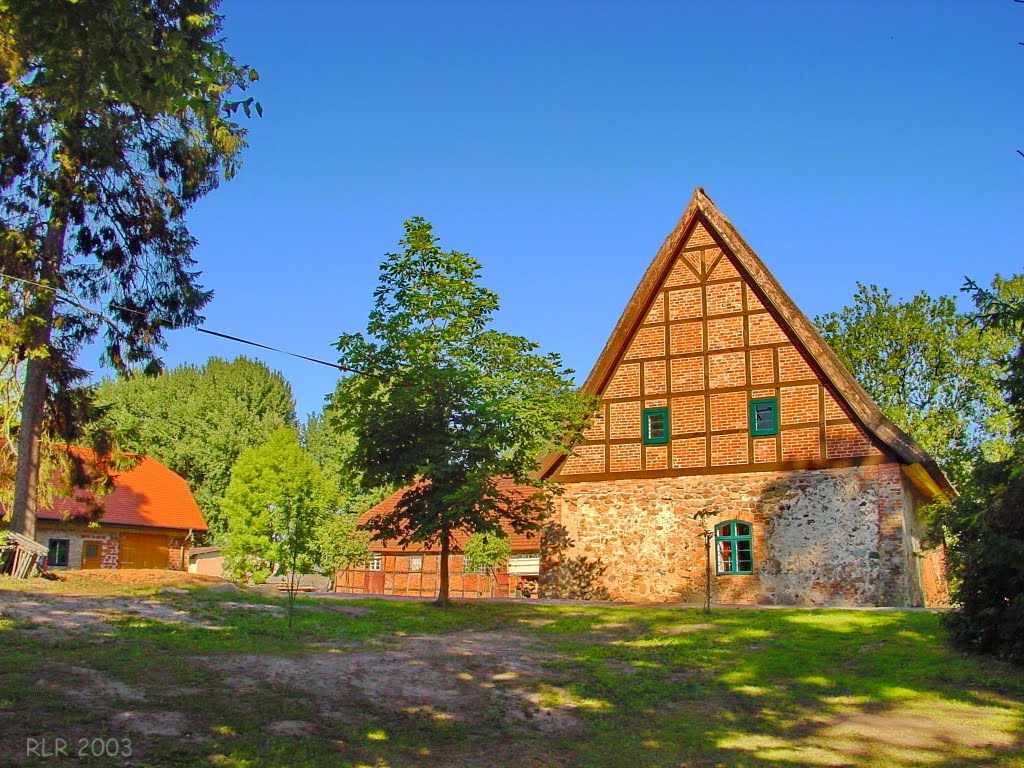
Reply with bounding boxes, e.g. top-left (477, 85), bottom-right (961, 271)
top-left (642, 407), bottom-right (669, 444)
top-left (715, 521), bottom-right (754, 575)
top-left (749, 397), bottom-right (779, 436)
